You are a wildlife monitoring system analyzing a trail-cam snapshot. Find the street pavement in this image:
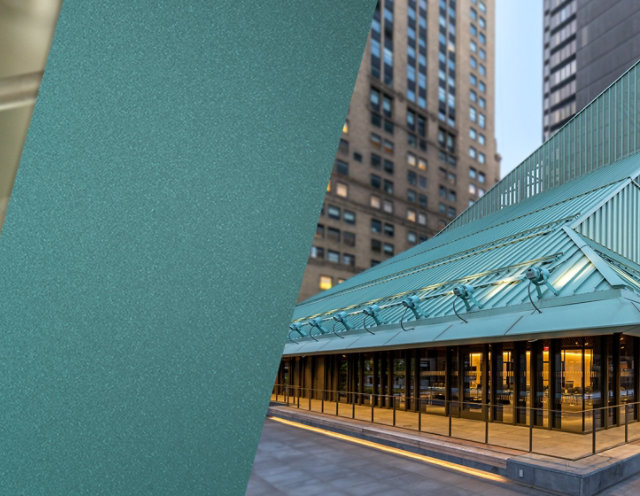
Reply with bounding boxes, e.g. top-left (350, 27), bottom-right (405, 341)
top-left (247, 419), bottom-right (548, 495)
